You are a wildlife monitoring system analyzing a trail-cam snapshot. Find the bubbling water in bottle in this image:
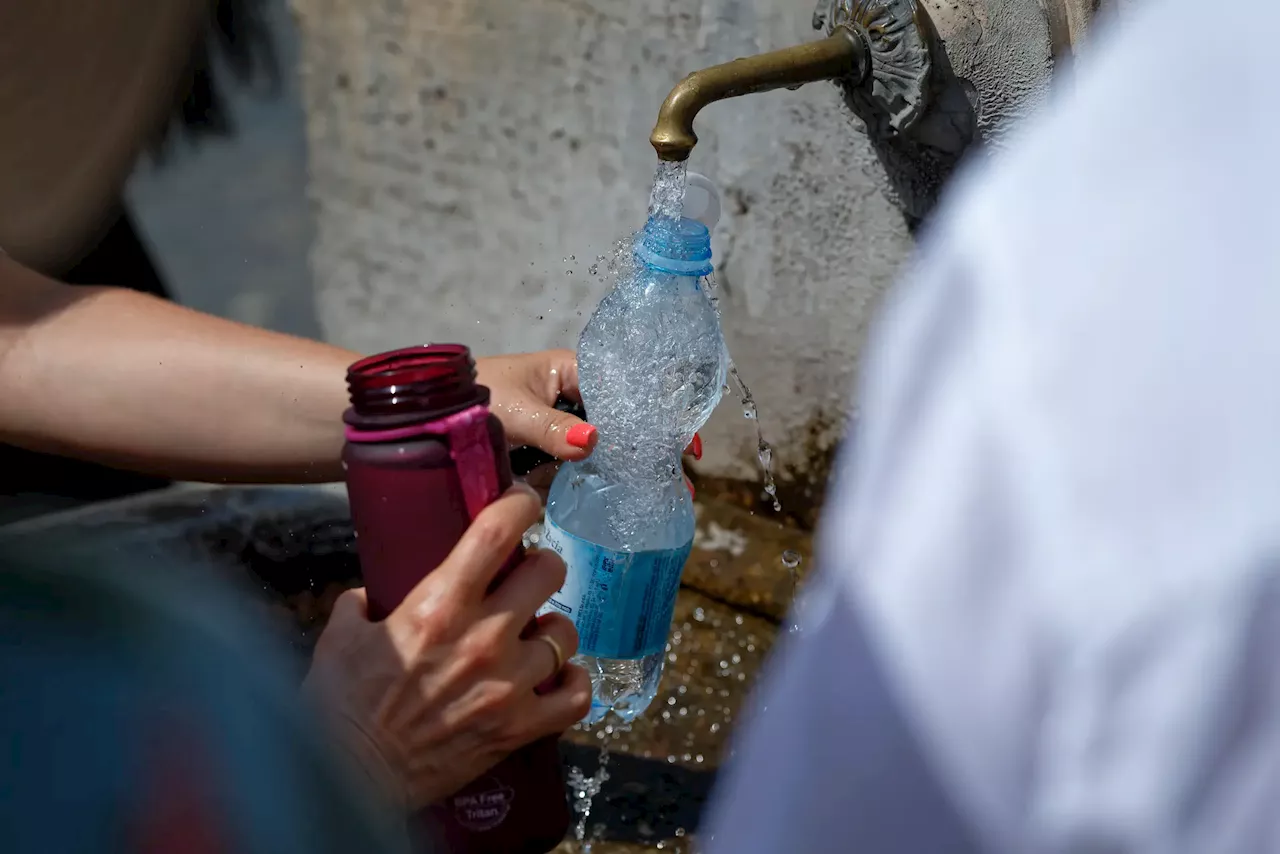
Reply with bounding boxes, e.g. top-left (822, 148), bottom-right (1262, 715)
top-left (571, 166), bottom-right (722, 549)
